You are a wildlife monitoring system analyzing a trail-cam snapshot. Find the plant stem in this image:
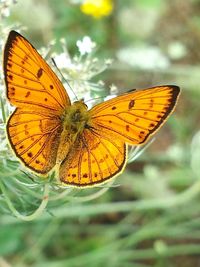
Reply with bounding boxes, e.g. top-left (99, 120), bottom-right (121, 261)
top-left (0, 179), bottom-right (50, 221)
